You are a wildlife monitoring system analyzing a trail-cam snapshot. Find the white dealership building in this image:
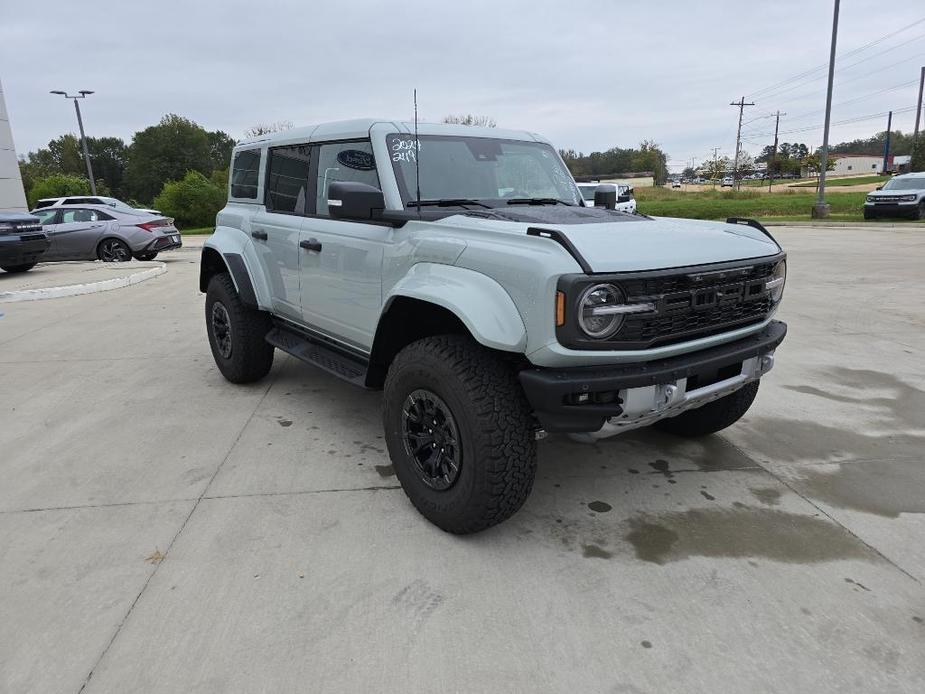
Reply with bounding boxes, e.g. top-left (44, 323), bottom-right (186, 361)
top-left (1, 78), bottom-right (28, 212)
